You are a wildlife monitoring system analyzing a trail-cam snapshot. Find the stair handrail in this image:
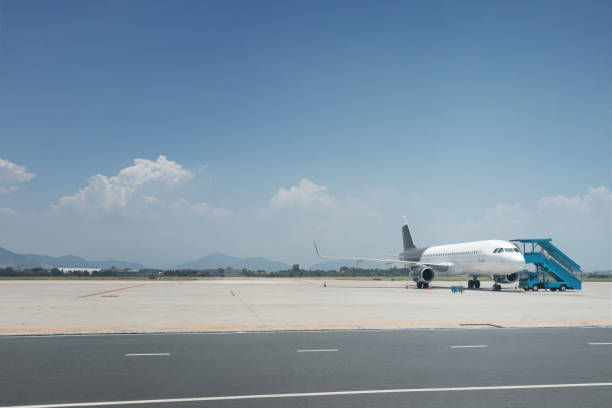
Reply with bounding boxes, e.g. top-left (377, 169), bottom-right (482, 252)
top-left (541, 249), bottom-right (581, 280)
